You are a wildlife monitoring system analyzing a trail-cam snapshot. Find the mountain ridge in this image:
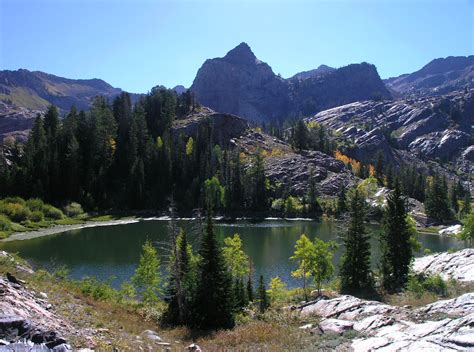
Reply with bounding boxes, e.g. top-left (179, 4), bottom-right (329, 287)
top-left (190, 42), bottom-right (391, 121)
